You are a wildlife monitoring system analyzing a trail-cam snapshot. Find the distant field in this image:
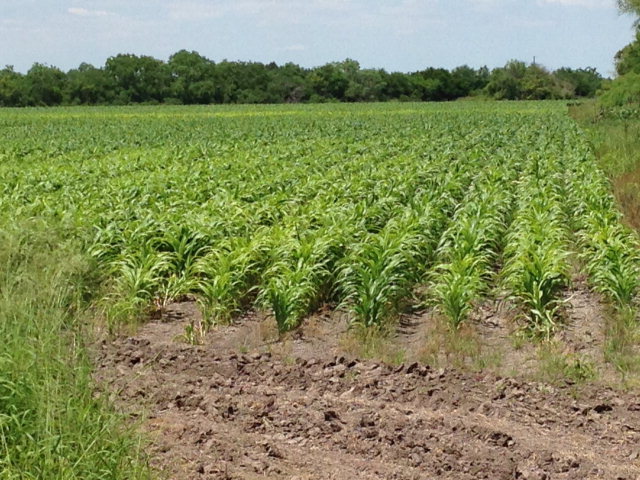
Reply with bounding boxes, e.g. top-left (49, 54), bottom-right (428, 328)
top-left (1, 101), bottom-right (638, 338)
